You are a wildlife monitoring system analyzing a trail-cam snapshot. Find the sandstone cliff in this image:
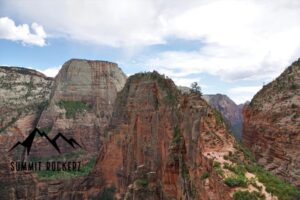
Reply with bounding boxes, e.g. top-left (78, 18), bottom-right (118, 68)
top-left (83, 72), bottom-right (234, 199)
top-left (34, 59), bottom-right (127, 157)
top-left (0, 62), bottom-right (293, 199)
top-left (0, 67), bottom-right (54, 199)
top-left (0, 59), bottom-right (127, 199)
top-left (243, 58), bottom-right (300, 188)
top-left (203, 94), bottom-right (243, 140)
top-left (0, 66), bottom-right (53, 135)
